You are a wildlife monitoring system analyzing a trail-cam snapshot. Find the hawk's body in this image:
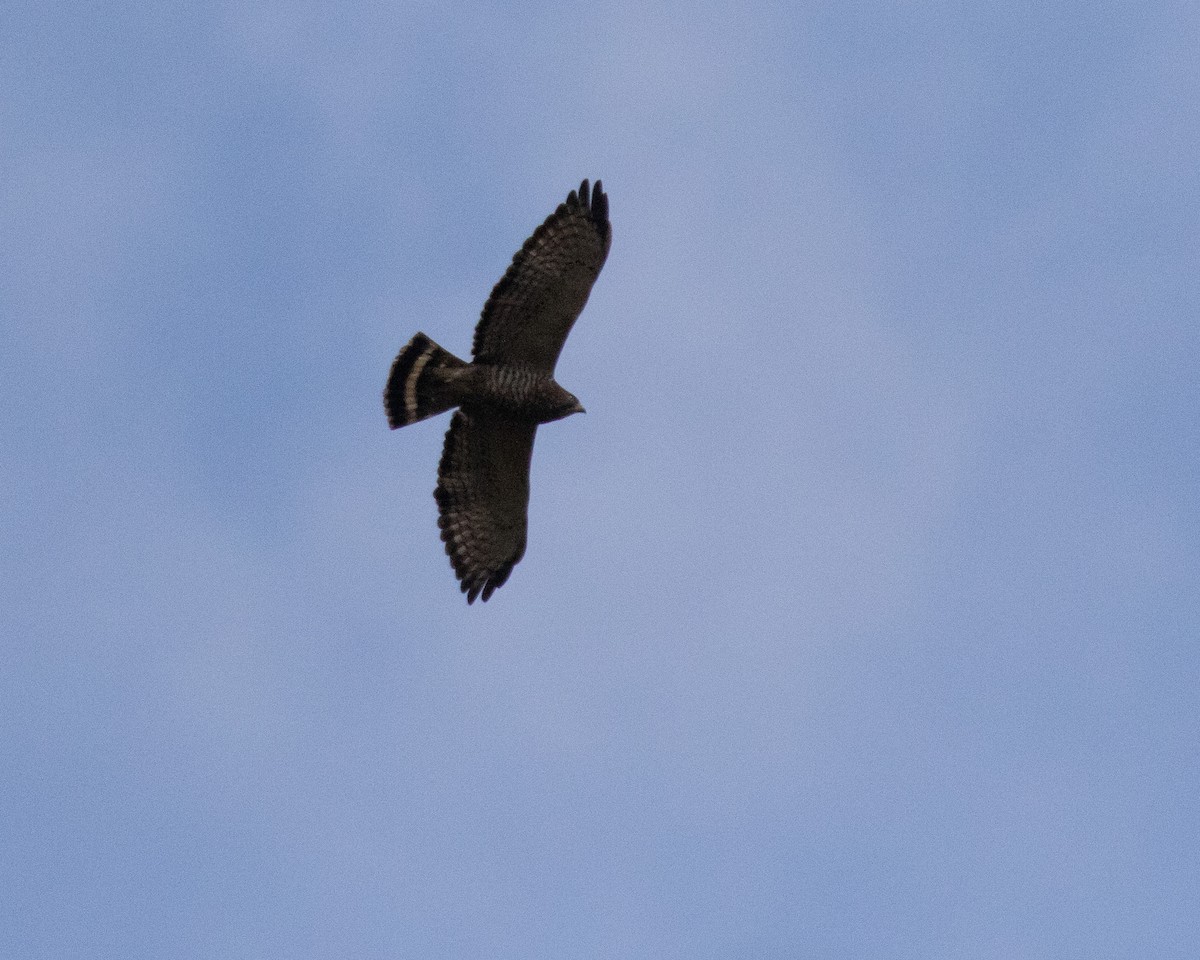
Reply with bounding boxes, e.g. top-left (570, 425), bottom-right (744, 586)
top-left (385, 180), bottom-right (611, 603)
